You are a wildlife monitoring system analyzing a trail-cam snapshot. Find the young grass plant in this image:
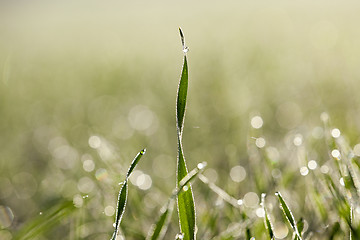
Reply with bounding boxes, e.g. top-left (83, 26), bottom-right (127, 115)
top-left (111, 149), bottom-right (146, 240)
top-left (175, 28), bottom-right (196, 240)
